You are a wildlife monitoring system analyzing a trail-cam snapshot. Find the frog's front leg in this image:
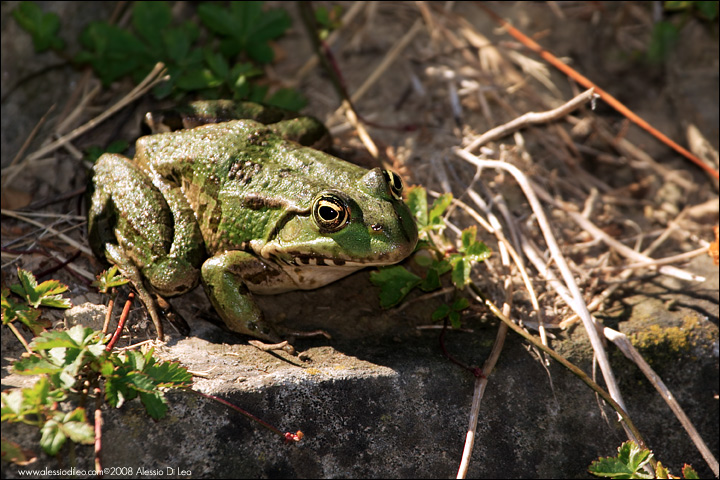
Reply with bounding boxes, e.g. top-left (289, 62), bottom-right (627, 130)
top-left (201, 251), bottom-right (281, 342)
